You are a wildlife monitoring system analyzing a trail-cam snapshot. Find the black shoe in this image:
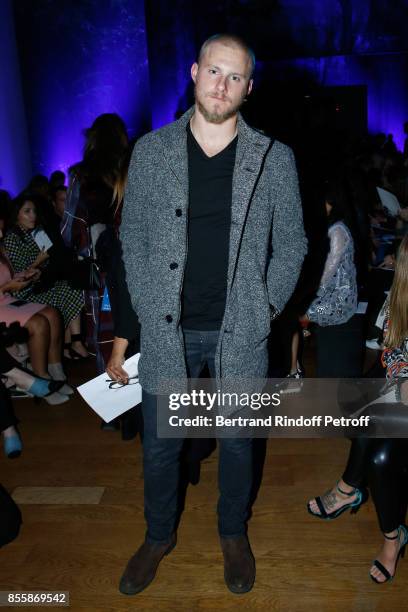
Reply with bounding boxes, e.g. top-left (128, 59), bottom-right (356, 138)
top-left (220, 534), bottom-right (255, 594)
top-left (370, 525), bottom-right (408, 584)
top-left (121, 407), bottom-right (140, 441)
top-left (307, 481), bottom-right (367, 520)
top-left (119, 534), bottom-right (176, 595)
